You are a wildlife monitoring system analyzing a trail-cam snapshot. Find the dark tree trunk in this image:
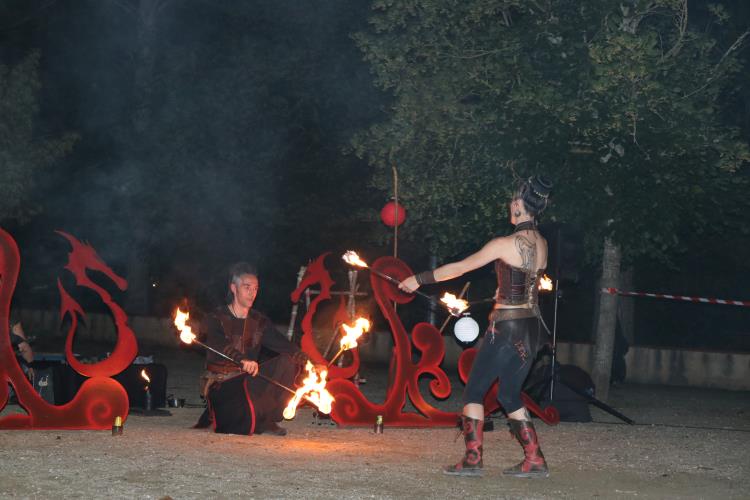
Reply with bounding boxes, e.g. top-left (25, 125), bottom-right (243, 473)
top-left (618, 266), bottom-right (635, 346)
top-left (592, 237), bottom-right (621, 403)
